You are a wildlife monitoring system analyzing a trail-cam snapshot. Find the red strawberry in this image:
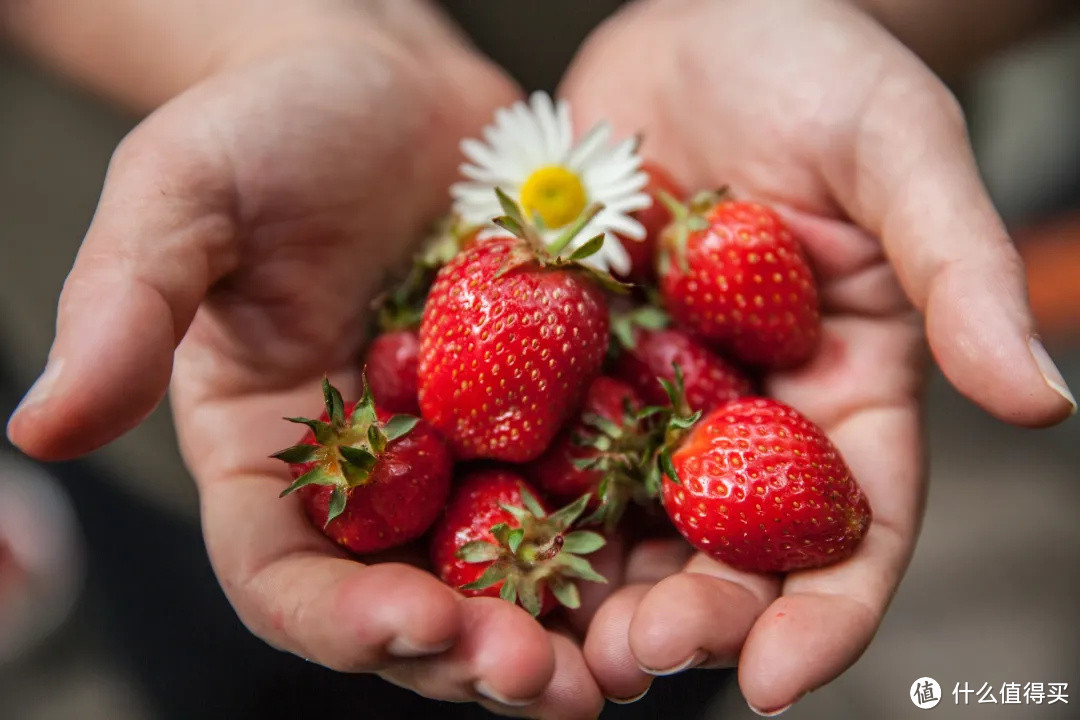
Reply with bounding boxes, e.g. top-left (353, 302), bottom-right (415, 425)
top-left (431, 469), bottom-right (607, 616)
top-left (614, 323), bottom-right (750, 414)
top-left (658, 196), bottom-right (820, 368)
top-left (274, 377), bottom-right (452, 555)
top-left (418, 194), bottom-right (613, 462)
top-left (616, 162), bottom-right (686, 284)
top-left (660, 397), bottom-right (871, 573)
top-left (364, 330), bottom-right (420, 415)
top-left (528, 376), bottom-right (655, 528)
